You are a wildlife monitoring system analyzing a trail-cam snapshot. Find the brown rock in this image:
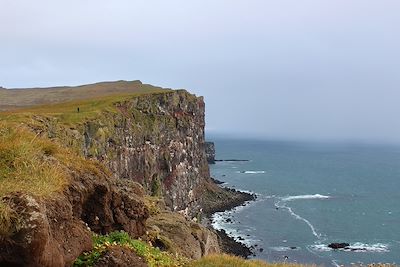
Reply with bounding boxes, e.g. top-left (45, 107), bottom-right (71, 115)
top-left (0, 167), bottom-right (149, 266)
top-left (94, 246), bottom-right (148, 267)
top-left (146, 211), bottom-right (220, 259)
